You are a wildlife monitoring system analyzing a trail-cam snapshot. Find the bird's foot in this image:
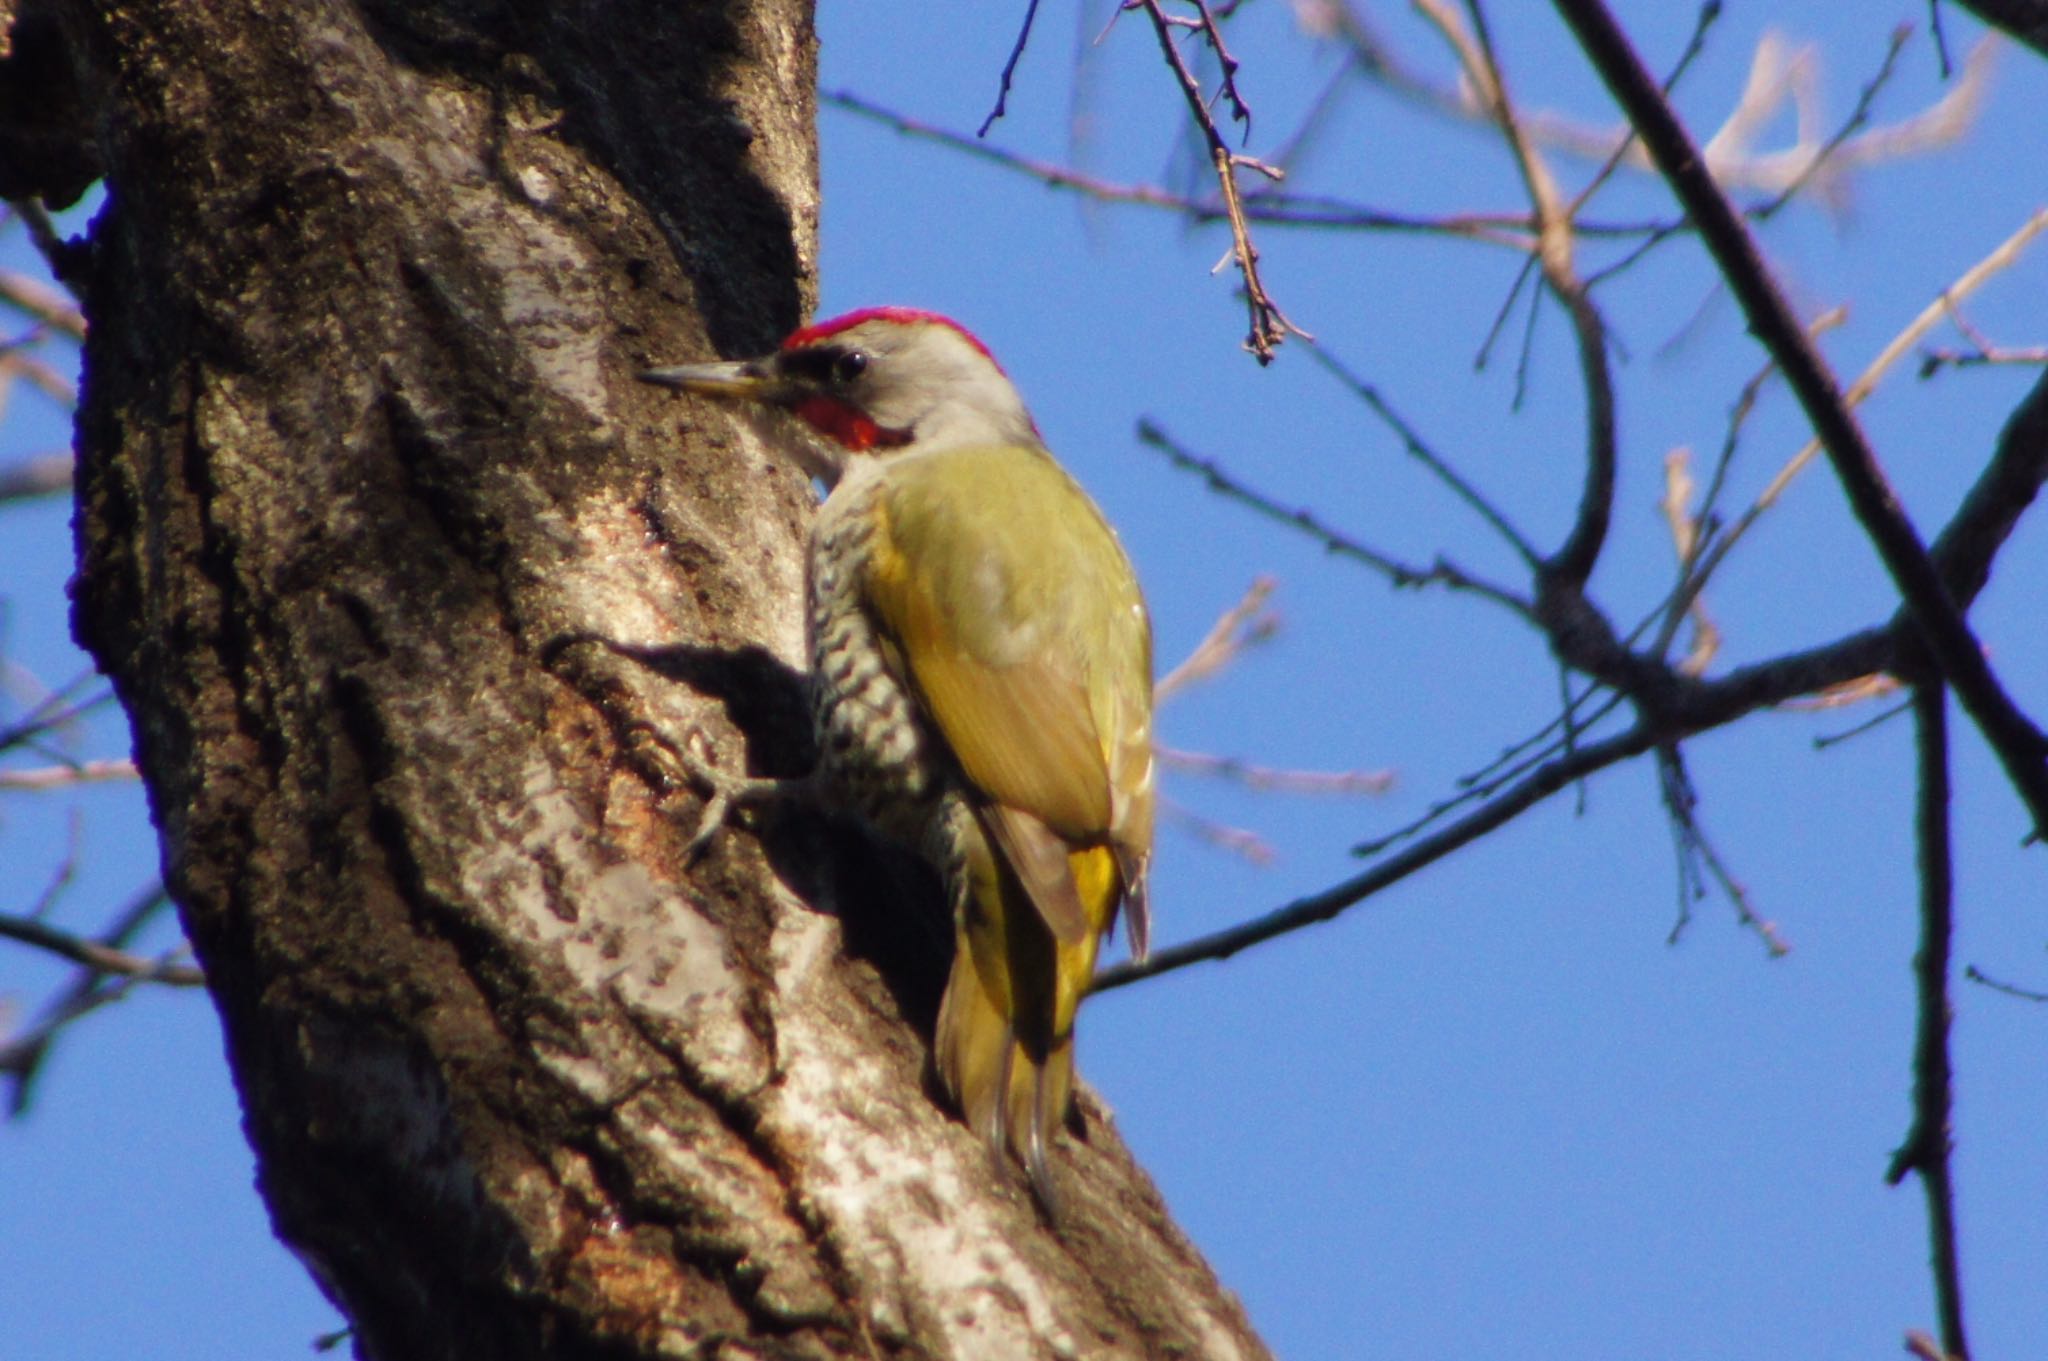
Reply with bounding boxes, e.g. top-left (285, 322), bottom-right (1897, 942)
top-left (652, 726), bottom-right (809, 860)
